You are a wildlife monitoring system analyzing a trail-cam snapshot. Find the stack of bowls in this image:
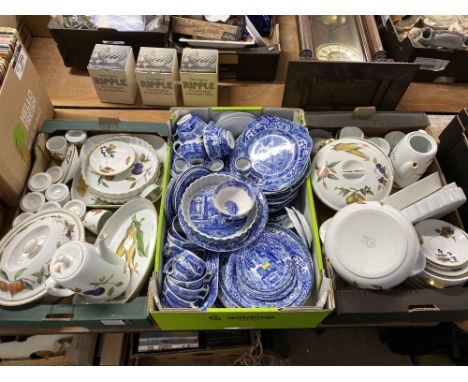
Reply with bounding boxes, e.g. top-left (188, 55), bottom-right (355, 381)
top-left (412, 219), bottom-right (468, 288)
